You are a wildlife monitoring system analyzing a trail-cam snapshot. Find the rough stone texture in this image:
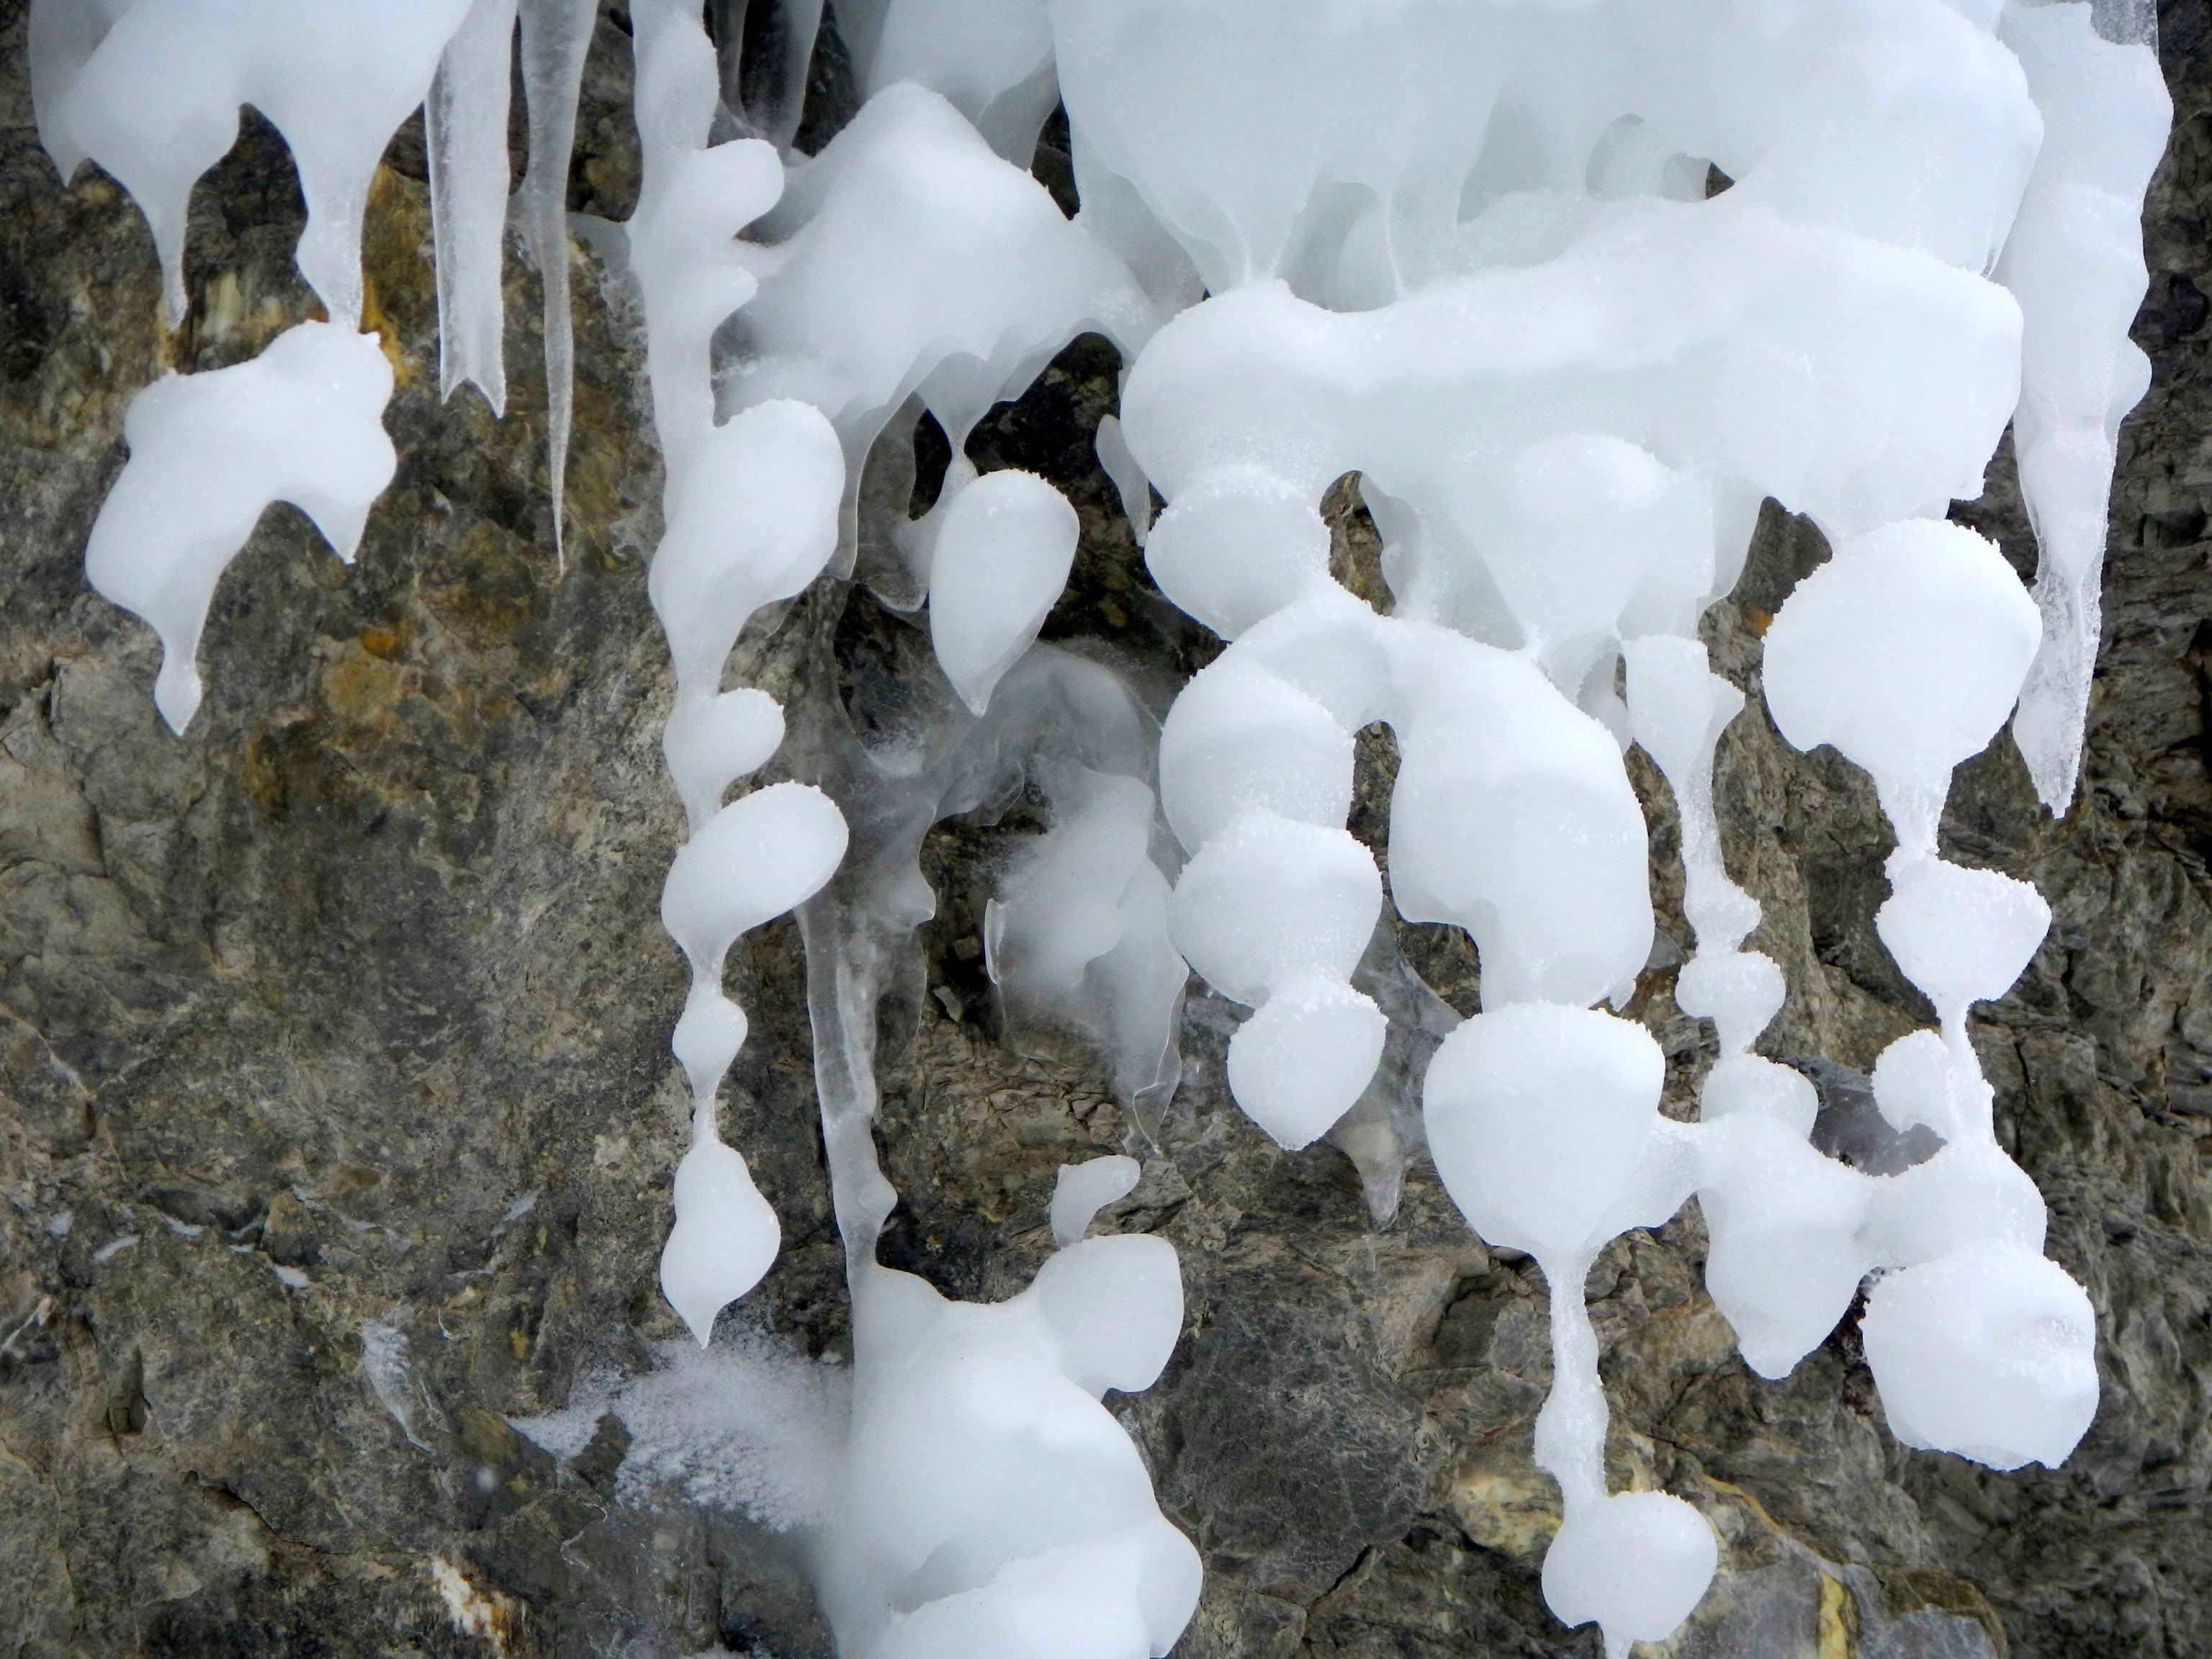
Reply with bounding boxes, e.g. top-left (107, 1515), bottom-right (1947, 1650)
top-left (1, 4), bottom-right (2209, 1658)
